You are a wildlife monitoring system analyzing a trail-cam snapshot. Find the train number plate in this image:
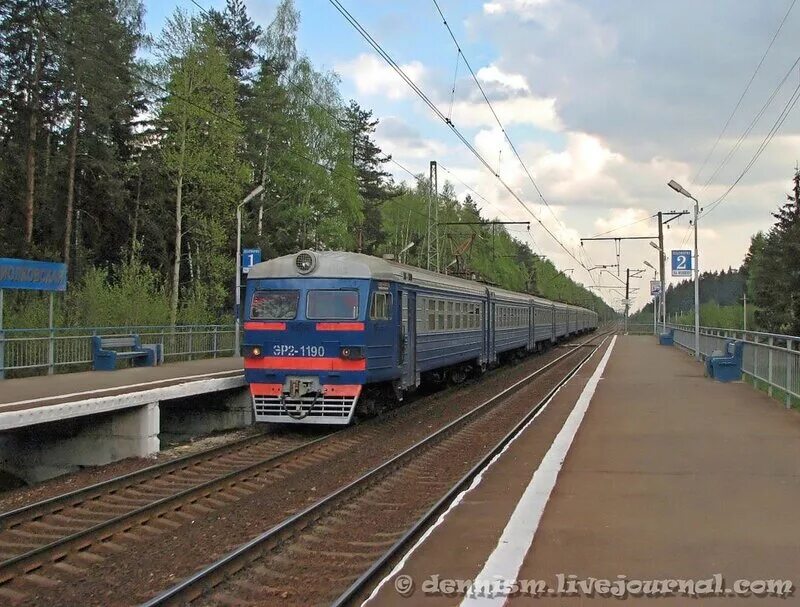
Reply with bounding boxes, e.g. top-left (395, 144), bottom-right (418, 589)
top-left (272, 345), bottom-right (326, 357)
